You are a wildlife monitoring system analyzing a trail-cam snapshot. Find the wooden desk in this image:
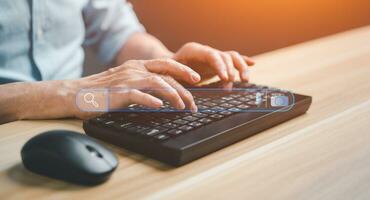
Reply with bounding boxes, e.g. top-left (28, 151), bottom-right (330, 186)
top-left (1, 26), bottom-right (370, 200)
